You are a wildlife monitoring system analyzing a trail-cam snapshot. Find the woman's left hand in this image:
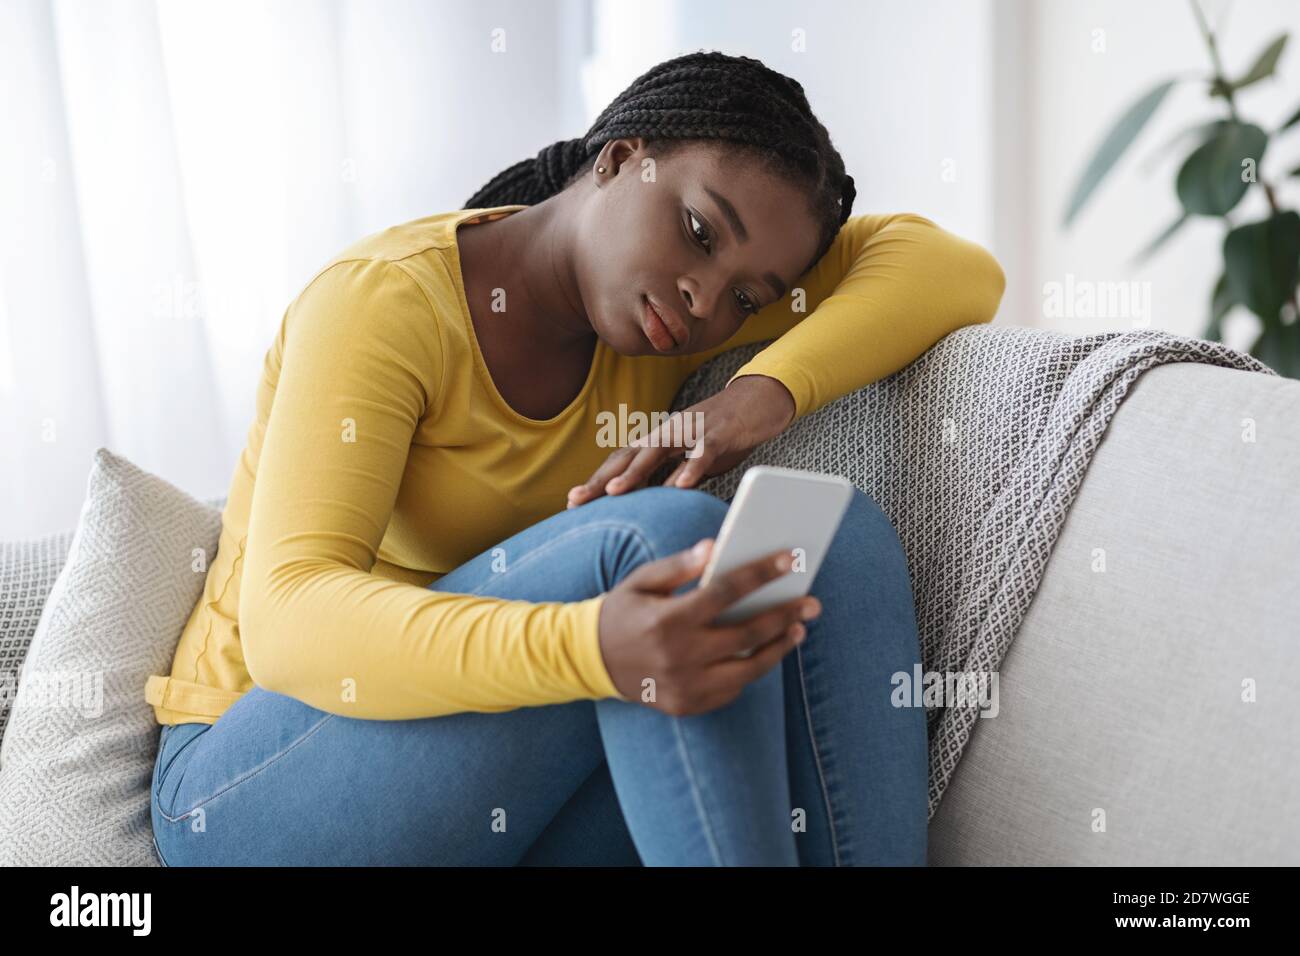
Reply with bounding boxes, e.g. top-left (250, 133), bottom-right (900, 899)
top-left (566, 374), bottom-right (797, 509)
